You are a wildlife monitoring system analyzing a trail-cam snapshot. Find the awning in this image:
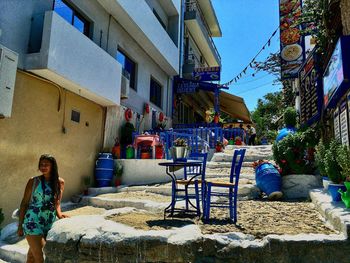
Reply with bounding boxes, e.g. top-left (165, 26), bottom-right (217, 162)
top-left (209, 91), bottom-right (252, 123)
